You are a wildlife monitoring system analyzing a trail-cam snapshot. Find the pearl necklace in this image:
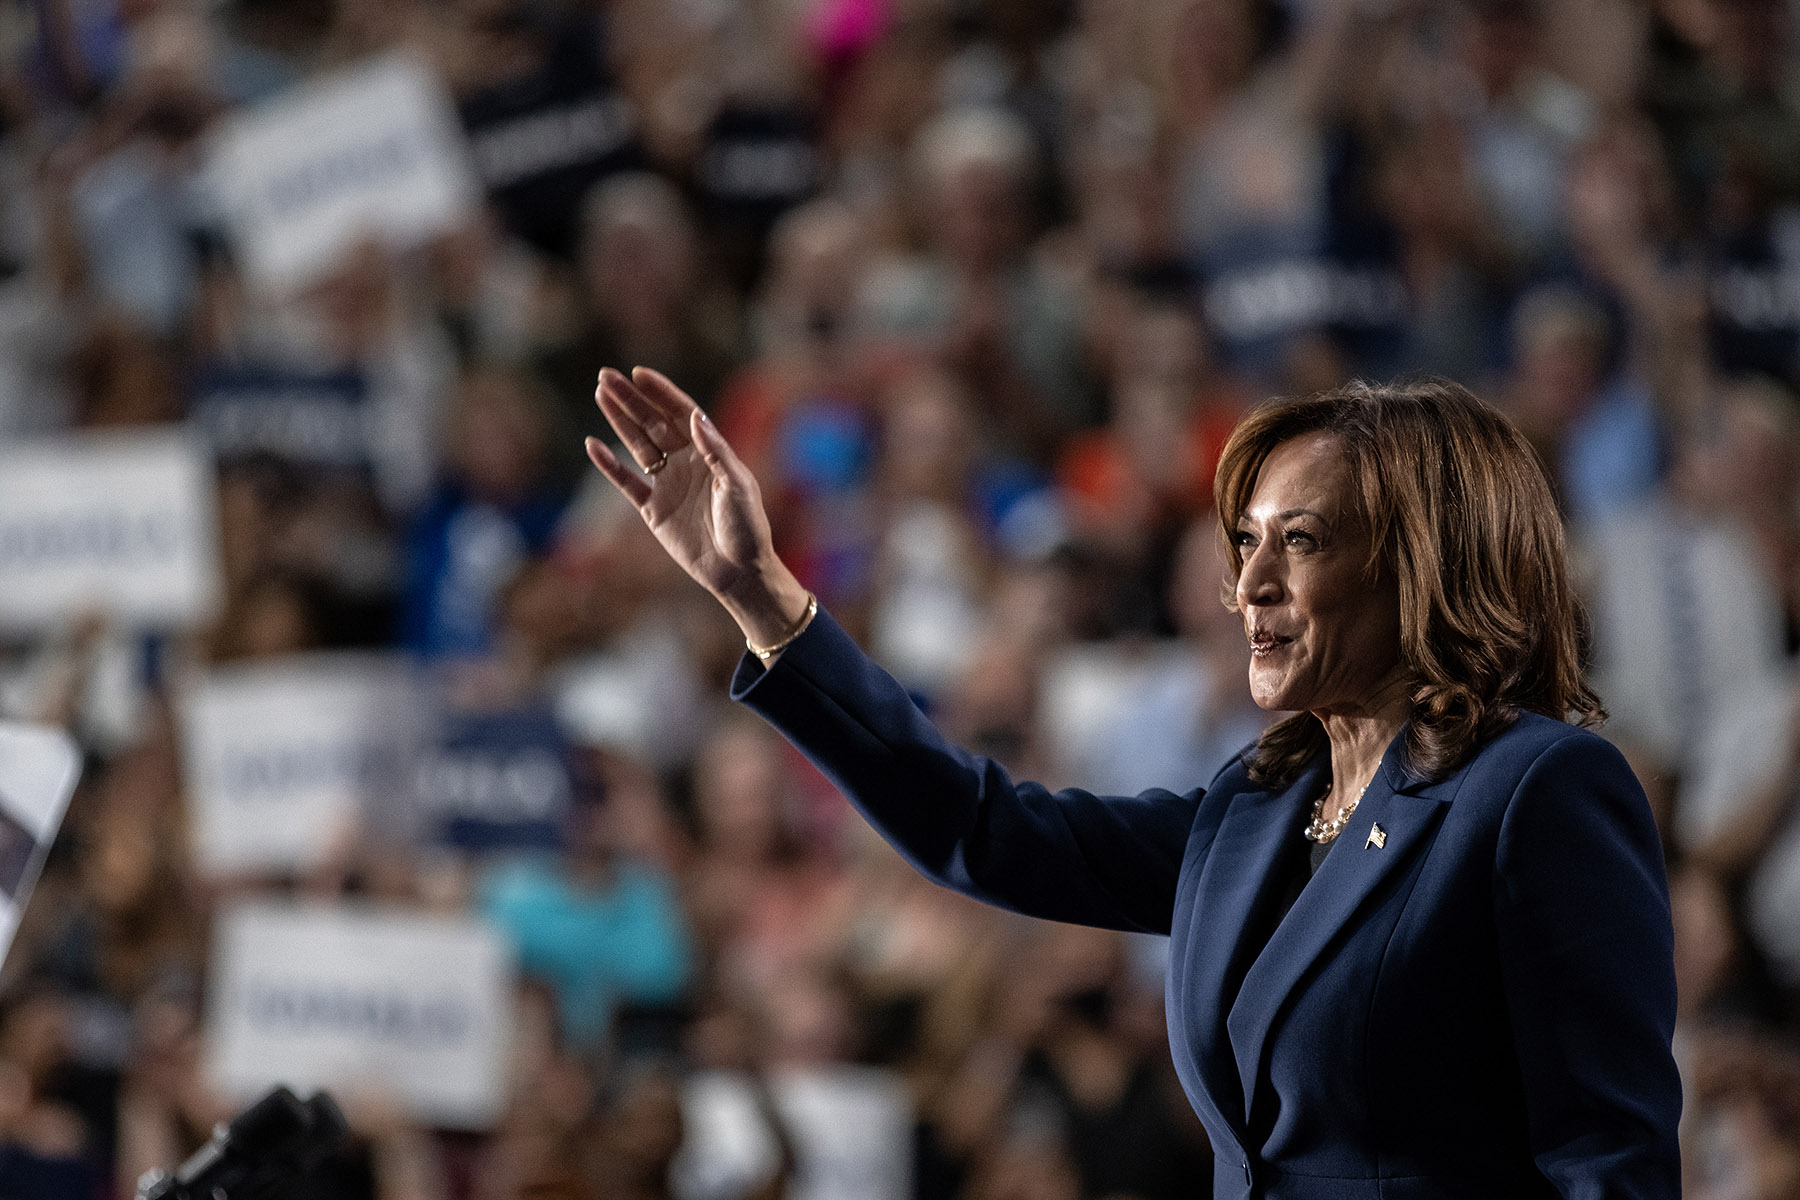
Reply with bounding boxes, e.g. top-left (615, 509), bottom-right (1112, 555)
top-left (1304, 780), bottom-right (1370, 844)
